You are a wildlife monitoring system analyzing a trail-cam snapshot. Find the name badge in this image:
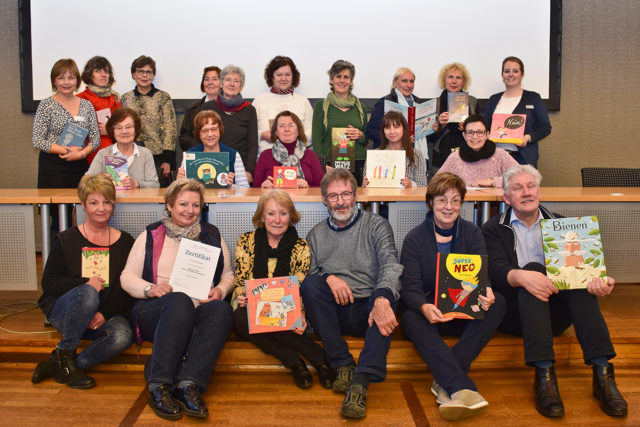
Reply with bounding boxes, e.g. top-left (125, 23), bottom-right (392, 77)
top-left (525, 105), bottom-right (534, 109)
